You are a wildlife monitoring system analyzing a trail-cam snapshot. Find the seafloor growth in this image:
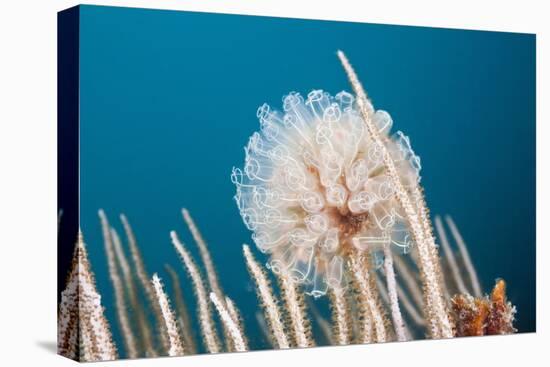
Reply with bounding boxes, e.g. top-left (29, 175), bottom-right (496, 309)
top-left (58, 52), bottom-right (517, 362)
top-left (451, 279), bottom-right (517, 337)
